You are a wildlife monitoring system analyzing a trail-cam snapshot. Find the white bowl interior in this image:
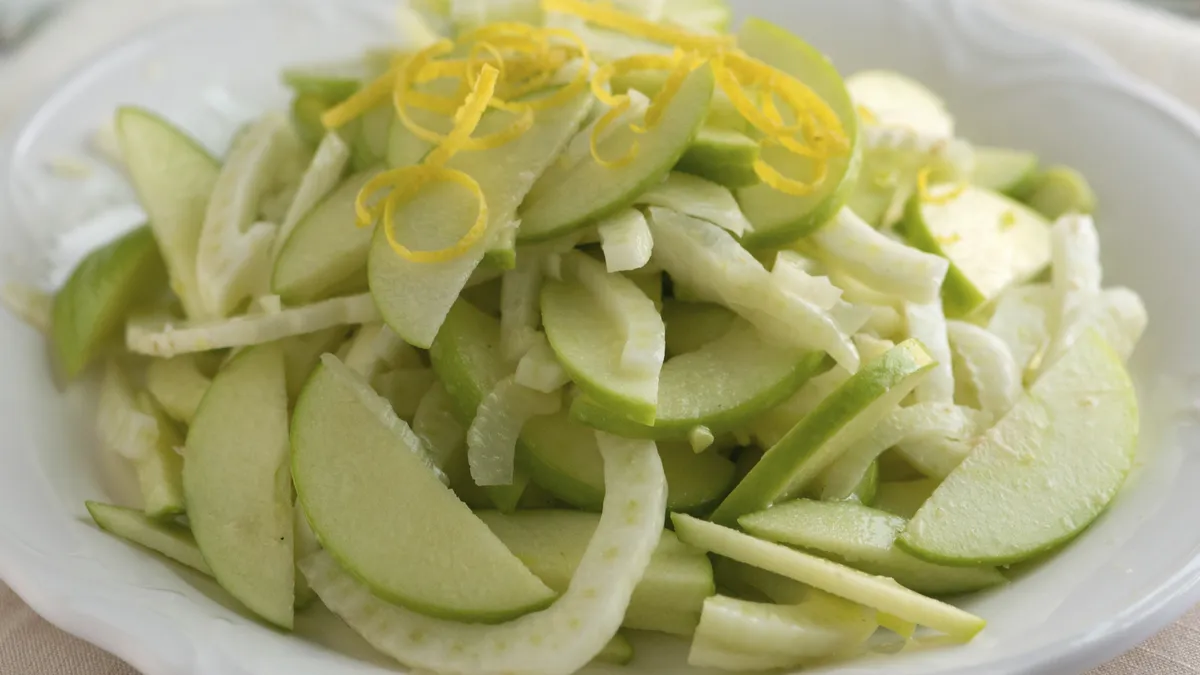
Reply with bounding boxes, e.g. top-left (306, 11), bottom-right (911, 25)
top-left (3, 1), bottom-right (1200, 674)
